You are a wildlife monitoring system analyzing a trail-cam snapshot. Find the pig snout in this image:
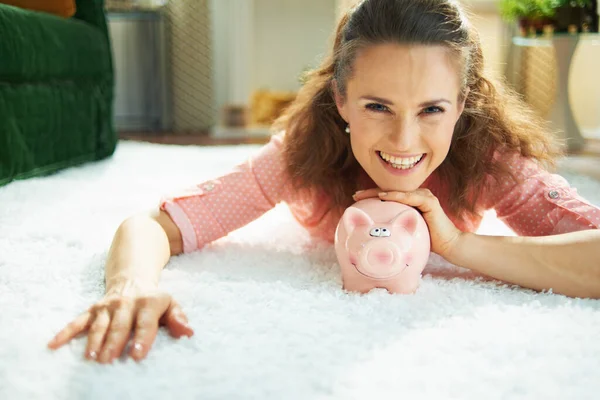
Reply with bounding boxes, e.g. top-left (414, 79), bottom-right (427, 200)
top-left (368, 247), bottom-right (394, 266)
top-left (357, 241), bottom-right (406, 278)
